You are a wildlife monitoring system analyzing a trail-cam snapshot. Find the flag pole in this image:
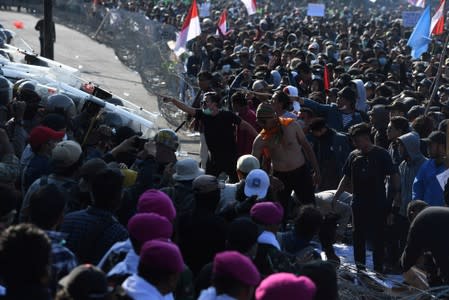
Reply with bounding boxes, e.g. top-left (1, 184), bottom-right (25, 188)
top-left (424, 32), bottom-right (449, 115)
